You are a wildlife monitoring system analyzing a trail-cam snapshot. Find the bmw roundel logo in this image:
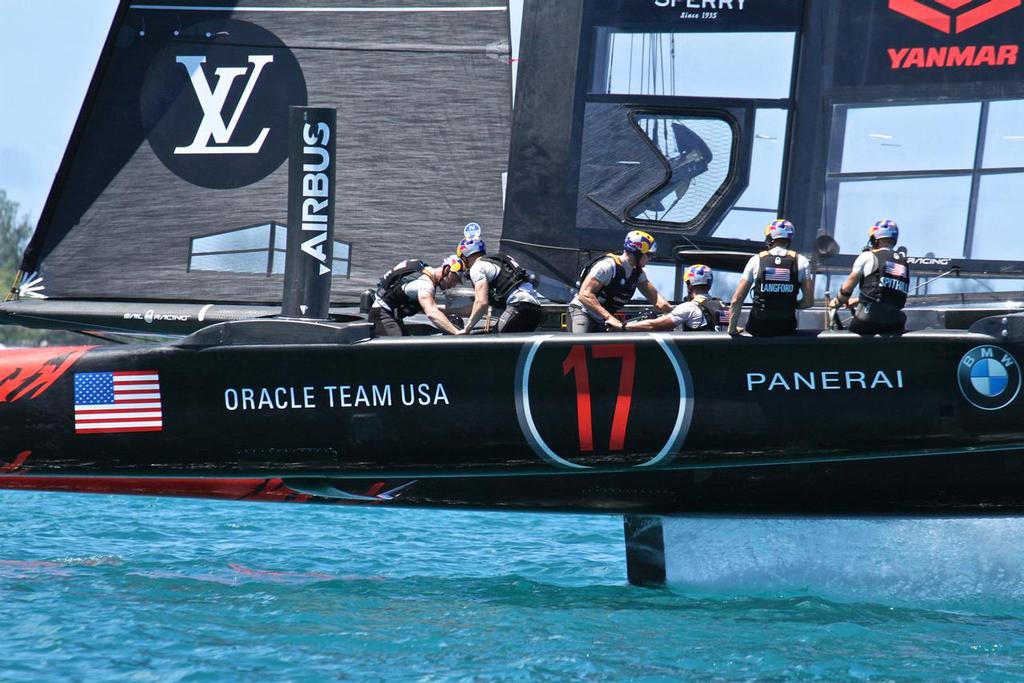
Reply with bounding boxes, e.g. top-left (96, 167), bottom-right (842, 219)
top-left (957, 345), bottom-right (1021, 411)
